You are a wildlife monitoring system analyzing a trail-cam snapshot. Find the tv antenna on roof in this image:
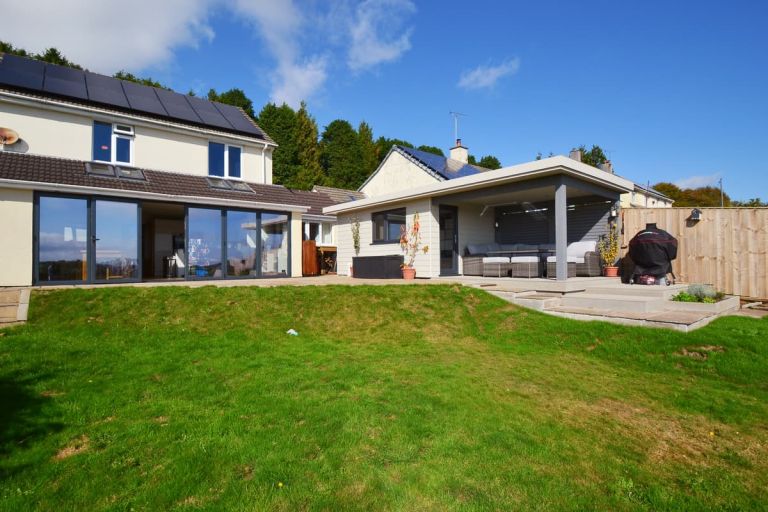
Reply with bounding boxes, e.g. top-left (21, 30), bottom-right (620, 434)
top-left (449, 111), bottom-right (467, 142)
